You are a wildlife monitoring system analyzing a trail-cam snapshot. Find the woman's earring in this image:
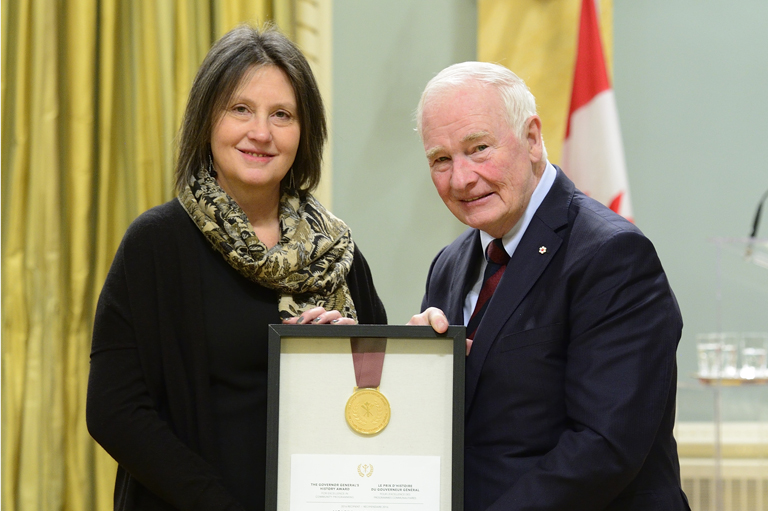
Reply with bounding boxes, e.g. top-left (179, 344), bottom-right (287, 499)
top-left (208, 153), bottom-right (217, 178)
top-left (289, 168), bottom-right (296, 190)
